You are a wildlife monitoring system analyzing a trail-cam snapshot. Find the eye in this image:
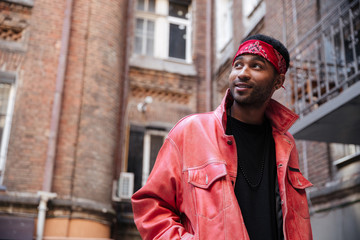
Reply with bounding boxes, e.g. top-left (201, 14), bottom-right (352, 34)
top-left (233, 61), bottom-right (243, 68)
top-left (252, 62), bottom-right (263, 69)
